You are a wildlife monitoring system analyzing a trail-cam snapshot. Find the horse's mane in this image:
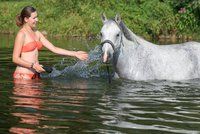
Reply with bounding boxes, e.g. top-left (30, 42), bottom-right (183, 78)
top-left (118, 20), bottom-right (154, 46)
top-left (118, 21), bottom-right (133, 41)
